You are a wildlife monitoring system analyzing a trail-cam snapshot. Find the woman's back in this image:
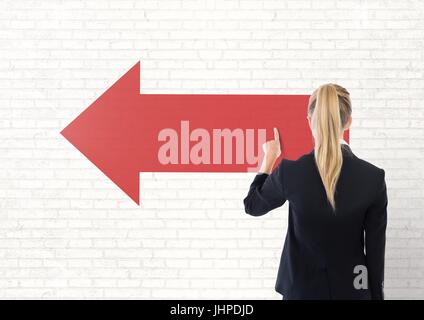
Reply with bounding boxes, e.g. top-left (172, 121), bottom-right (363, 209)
top-left (243, 83), bottom-right (388, 300)
top-left (244, 144), bottom-right (387, 300)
